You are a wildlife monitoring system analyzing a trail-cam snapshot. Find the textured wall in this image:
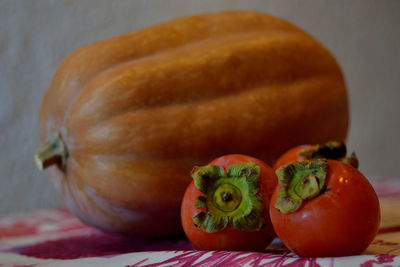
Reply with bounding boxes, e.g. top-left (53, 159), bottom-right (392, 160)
top-left (1, 0), bottom-right (399, 215)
